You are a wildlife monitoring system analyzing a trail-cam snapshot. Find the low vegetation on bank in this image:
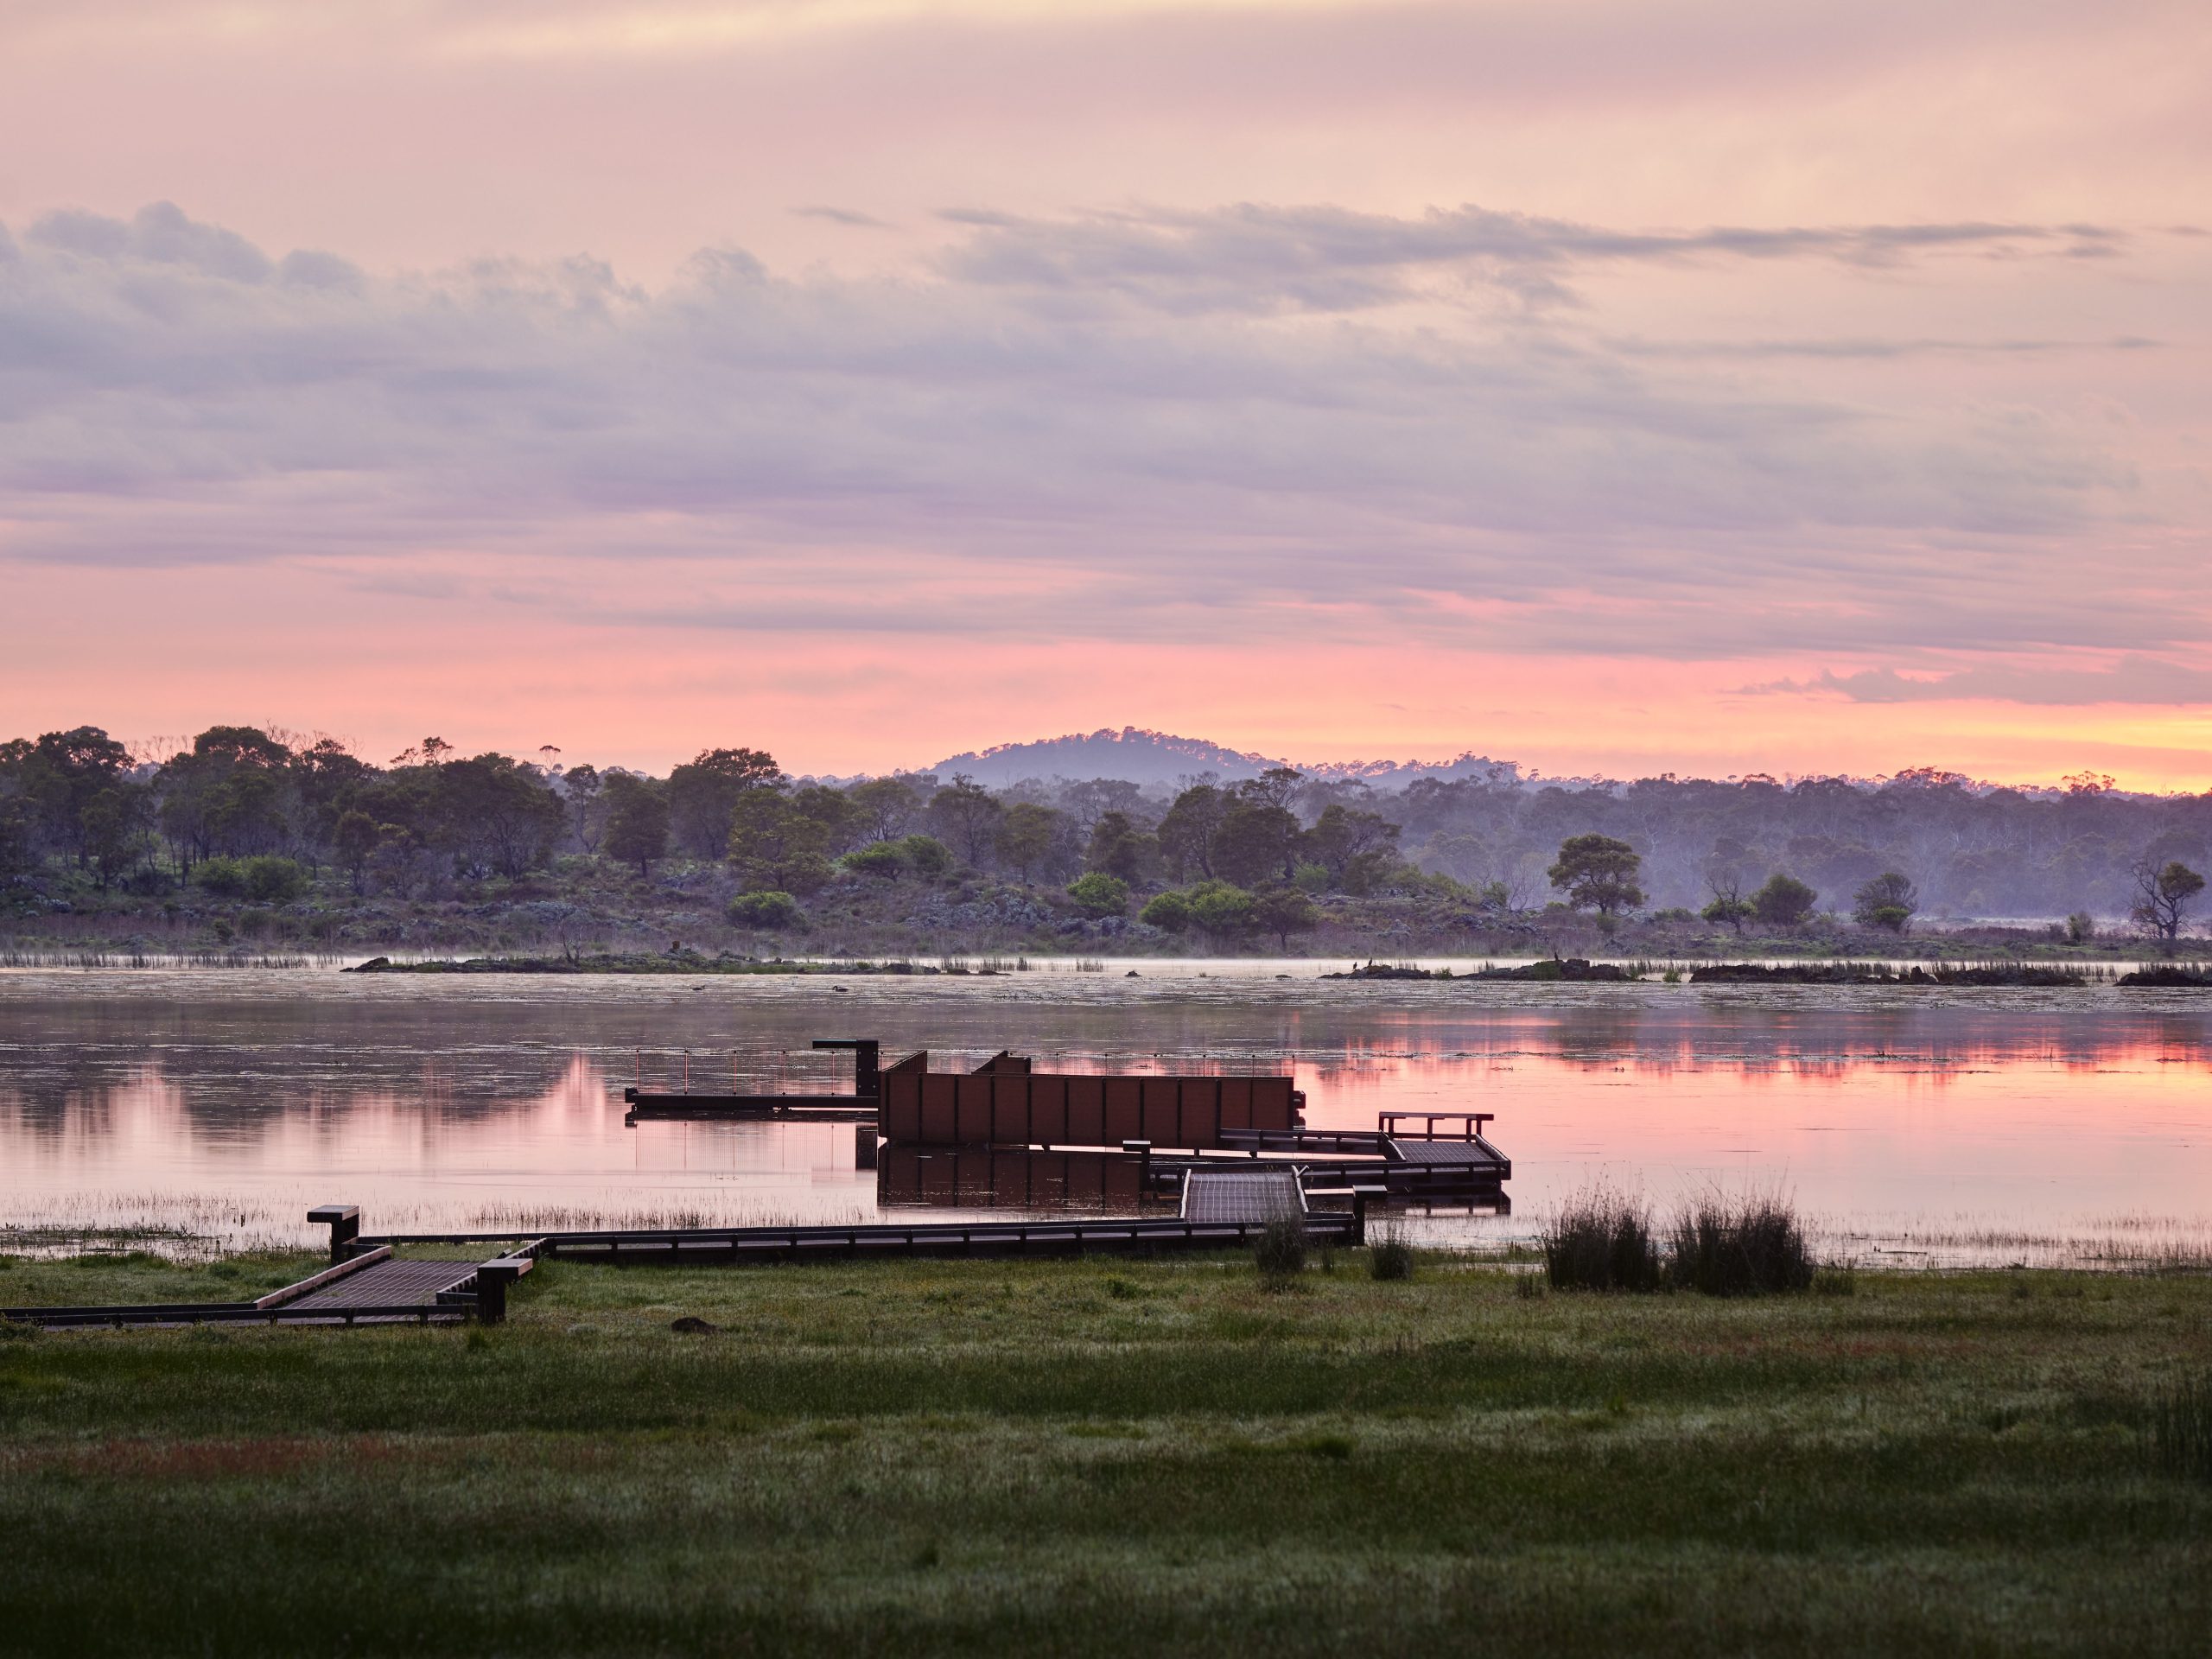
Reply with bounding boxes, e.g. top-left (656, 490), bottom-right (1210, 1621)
top-left (0, 1248), bottom-right (2206, 1655)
